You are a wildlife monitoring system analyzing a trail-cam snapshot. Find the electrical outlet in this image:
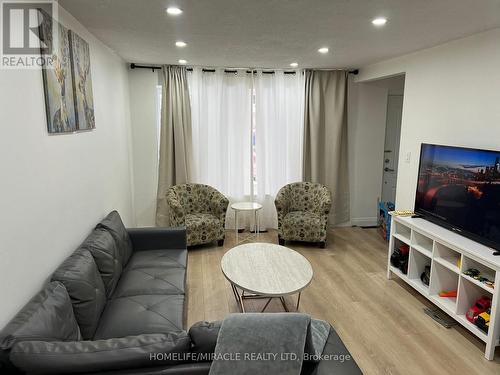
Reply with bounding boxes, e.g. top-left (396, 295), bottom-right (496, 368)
top-left (405, 152), bottom-right (411, 163)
